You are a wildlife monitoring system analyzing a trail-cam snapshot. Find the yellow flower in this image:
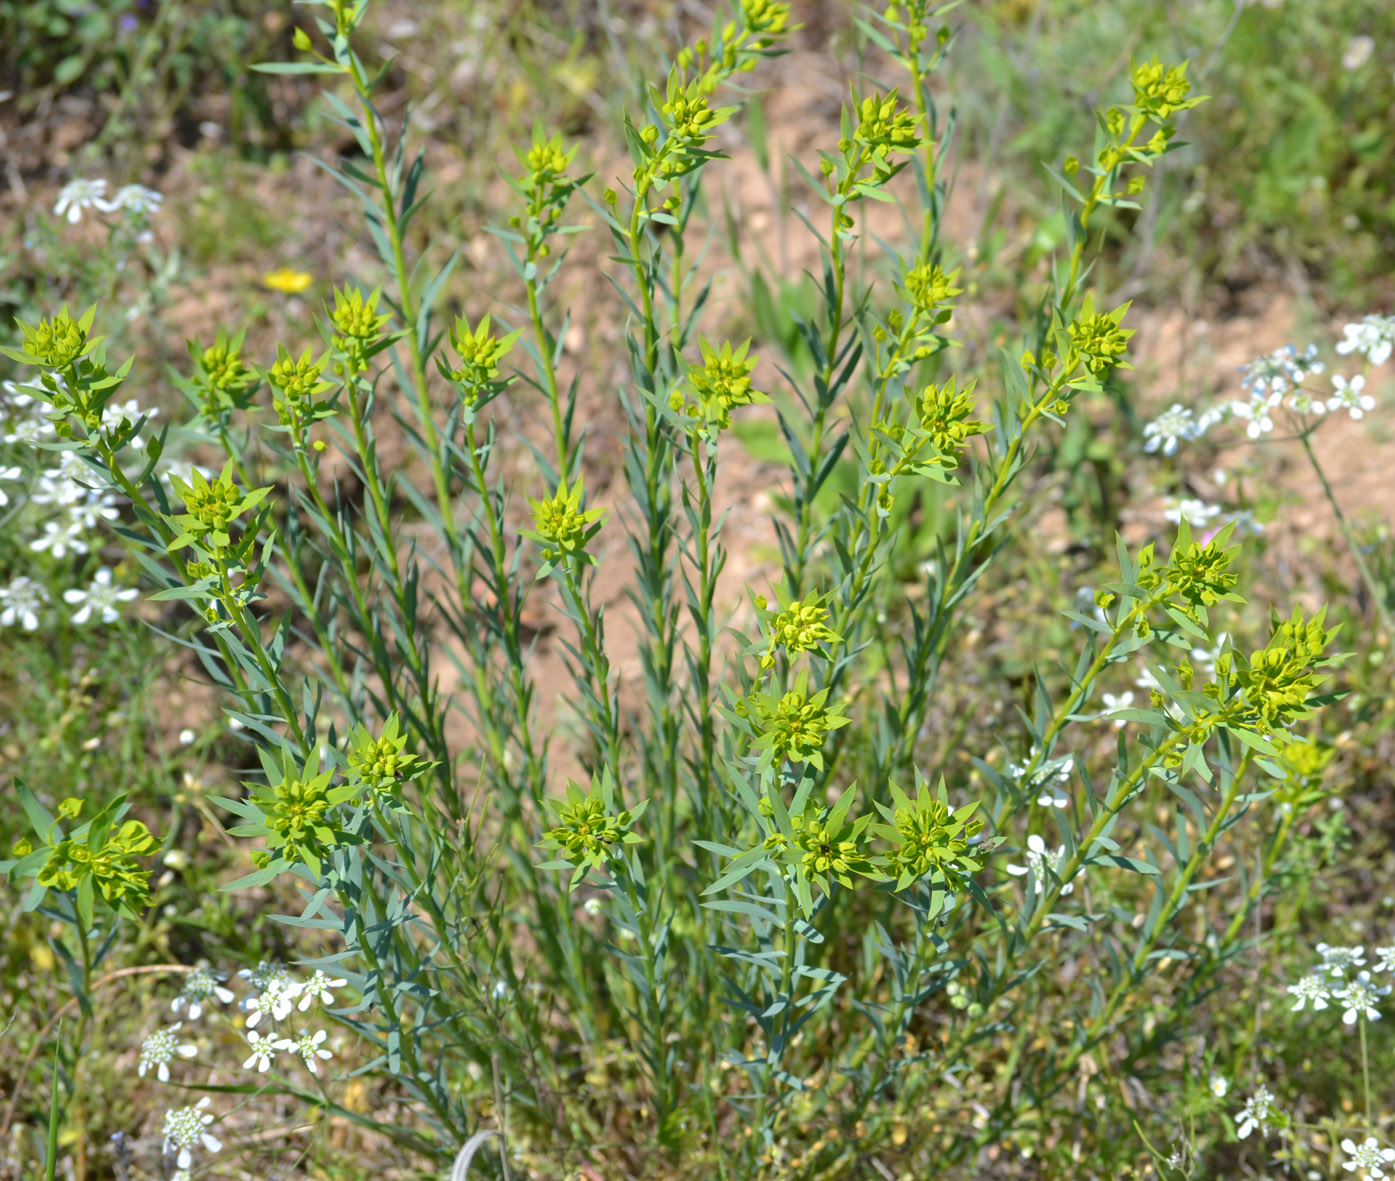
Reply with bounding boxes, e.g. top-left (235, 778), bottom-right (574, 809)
top-left (262, 267), bottom-right (313, 294)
